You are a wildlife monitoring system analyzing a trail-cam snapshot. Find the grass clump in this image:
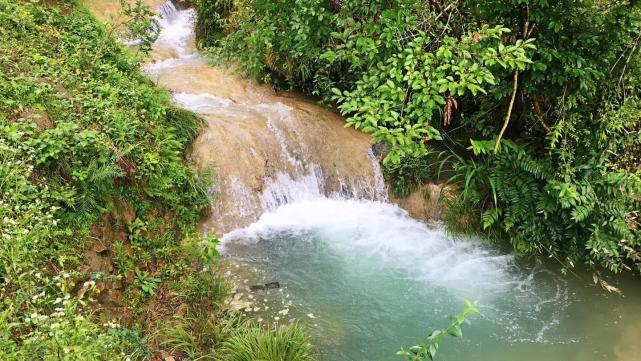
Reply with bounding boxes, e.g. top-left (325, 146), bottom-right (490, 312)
top-left (222, 322), bottom-right (315, 361)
